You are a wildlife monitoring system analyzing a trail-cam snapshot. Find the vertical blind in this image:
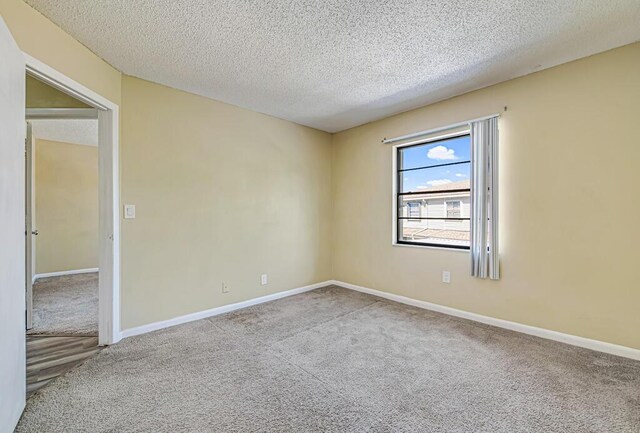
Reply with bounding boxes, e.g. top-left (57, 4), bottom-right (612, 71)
top-left (470, 117), bottom-right (499, 279)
